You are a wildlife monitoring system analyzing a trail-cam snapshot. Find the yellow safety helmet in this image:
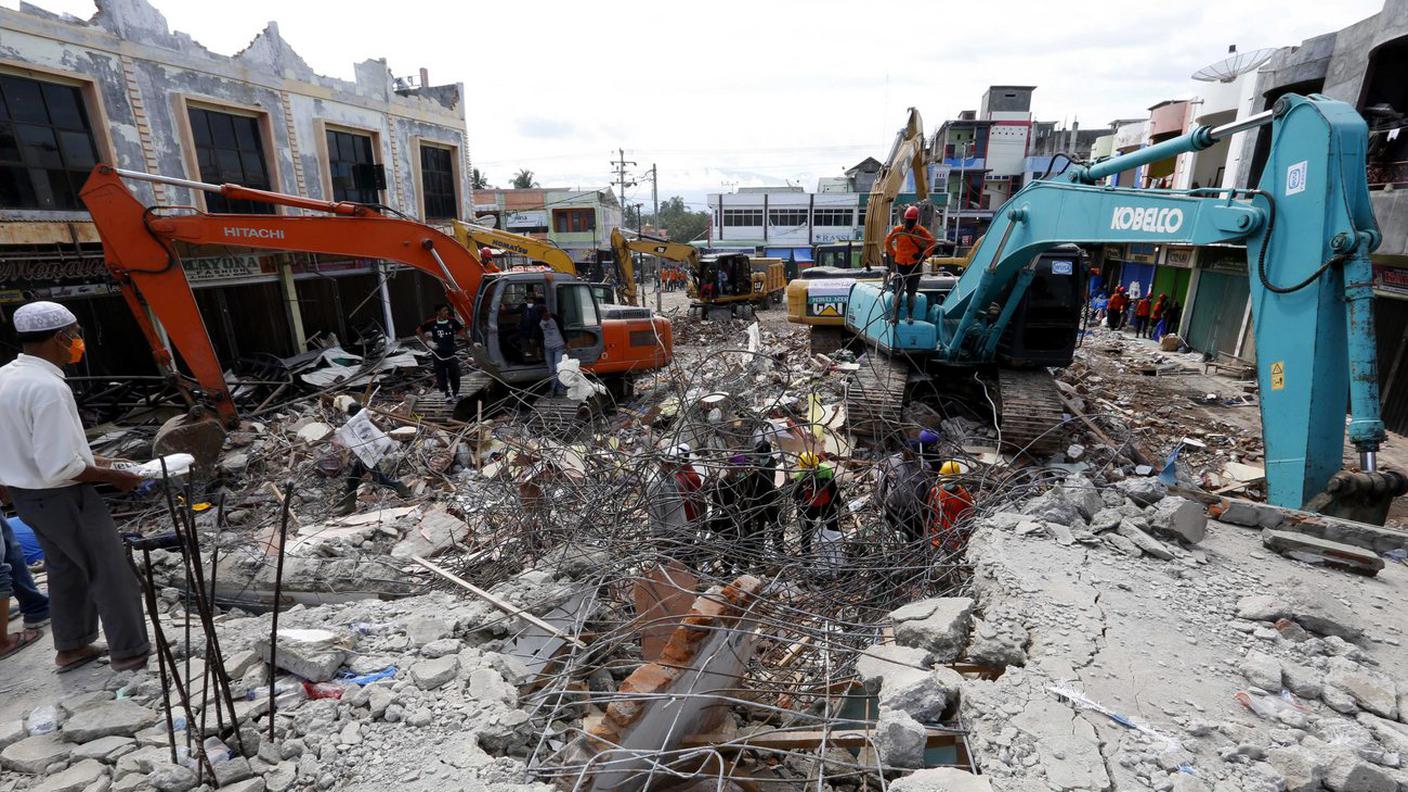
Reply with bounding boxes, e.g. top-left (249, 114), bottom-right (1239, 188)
top-left (939, 460), bottom-right (963, 477)
top-left (797, 451), bottom-right (821, 469)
